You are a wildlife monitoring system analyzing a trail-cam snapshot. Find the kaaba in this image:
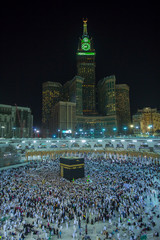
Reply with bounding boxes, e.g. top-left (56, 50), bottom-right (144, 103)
top-left (60, 157), bottom-right (84, 181)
